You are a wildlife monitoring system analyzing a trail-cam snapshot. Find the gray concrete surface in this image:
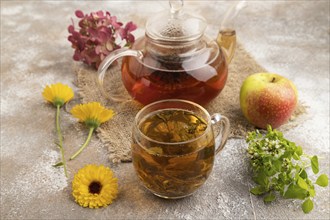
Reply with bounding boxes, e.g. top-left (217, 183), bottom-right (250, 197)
top-left (1, 1), bottom-right (329, 219)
